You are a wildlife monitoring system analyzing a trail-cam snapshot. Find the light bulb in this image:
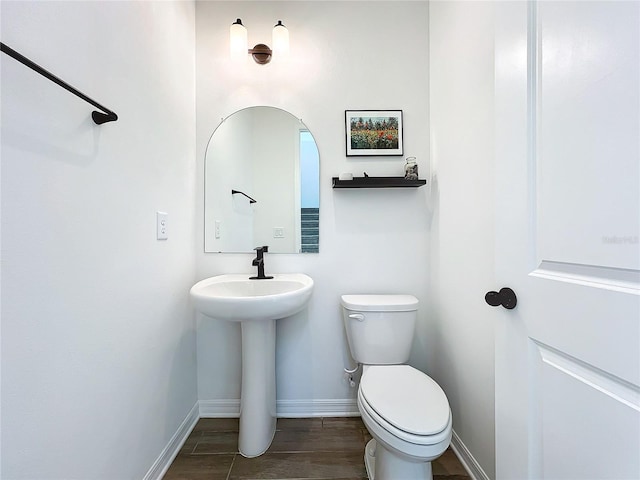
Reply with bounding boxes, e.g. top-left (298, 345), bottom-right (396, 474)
top-left (272, 20), bottom-right (289, 57)
top-left (230, 18), bottom-right (248, 60)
